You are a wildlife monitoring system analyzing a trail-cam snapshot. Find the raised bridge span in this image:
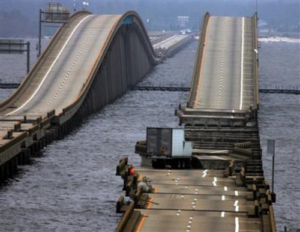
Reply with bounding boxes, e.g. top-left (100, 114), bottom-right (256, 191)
top-left (178, 12), bottom-right (259, 127)
top-left (116, 13), bottom-right (276, 232)
top-left (191, 16), bottom-right (256, 110)
top-left (0, 11), bottom-right (161, 174)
